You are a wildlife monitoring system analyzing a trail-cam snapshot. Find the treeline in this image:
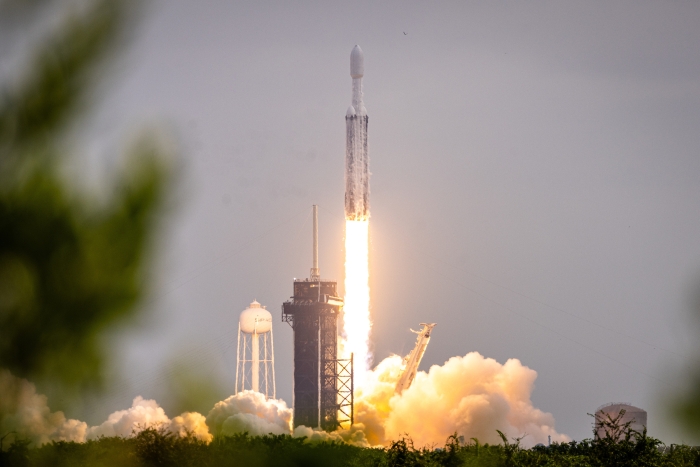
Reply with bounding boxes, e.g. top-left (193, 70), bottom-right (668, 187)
top-left (1, 429), bottom-right (699, 467)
